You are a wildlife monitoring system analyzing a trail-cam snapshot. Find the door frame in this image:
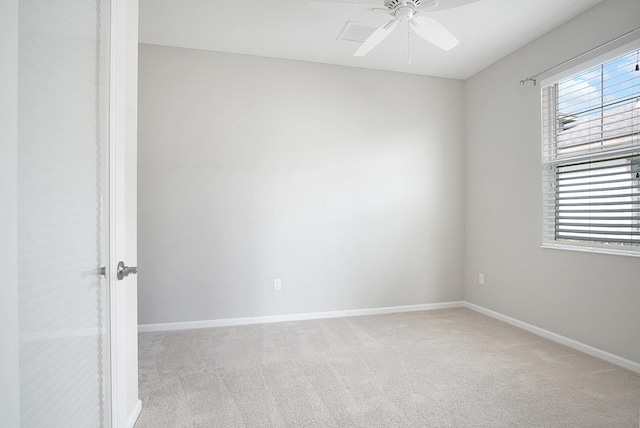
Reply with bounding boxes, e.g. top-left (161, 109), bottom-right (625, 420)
top-left (110, 0), bottom-right (141, 427)
top-left (0, 1), bottom-right (20, 426)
